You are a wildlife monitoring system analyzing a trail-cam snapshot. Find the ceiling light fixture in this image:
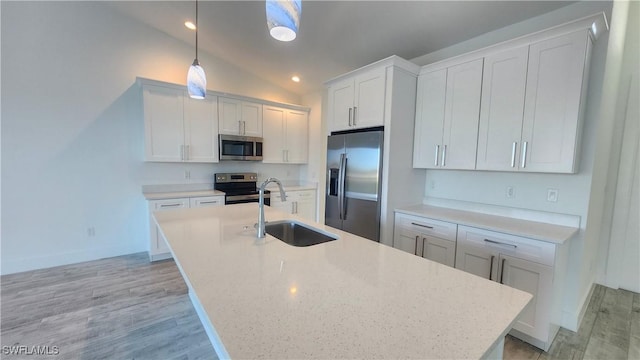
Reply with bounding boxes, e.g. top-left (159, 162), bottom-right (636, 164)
top-left (187, 0), bottom-right (206, 99)
top-left (266, 0), bottom-right (301, 42)
top-left (184, 21), bottom-right (196, 30)
top-left (291, 76), bottom-right (300, 83)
